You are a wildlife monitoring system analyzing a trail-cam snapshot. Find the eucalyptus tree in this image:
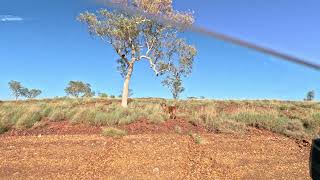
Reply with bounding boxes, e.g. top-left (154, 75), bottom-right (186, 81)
top-left (78, 0), bottom-right (197, 107)
top-left (8, 80), bottom-right (24, 100)
top-left (65, 81), bottom-right (94, 98)
top-left (305, 90), bottom-right (315, 101)
top-left (26, 89), bottom-right (42, 99)
top-left (162, 71), bottom-right (184, 99)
